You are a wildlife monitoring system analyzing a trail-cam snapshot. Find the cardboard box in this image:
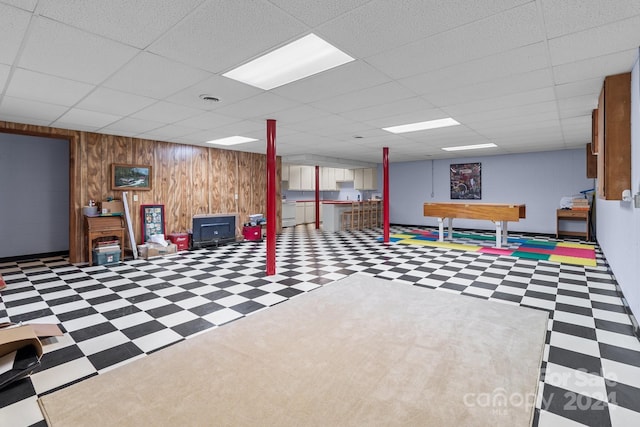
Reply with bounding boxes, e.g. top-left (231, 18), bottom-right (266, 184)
top-left (0, 325), bottom-right (43, 390)
top-left (137, 242), bottom-right (178, 259)
top-left (100, 200), bottom-right (124, 214)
